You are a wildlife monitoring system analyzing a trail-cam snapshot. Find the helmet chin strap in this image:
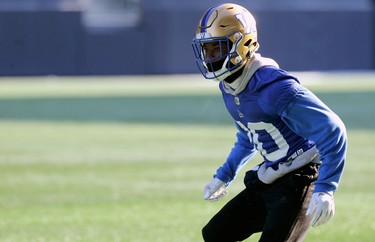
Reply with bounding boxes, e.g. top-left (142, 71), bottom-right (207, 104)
top-left (223, 51), bottom-right (250, 83)
top-left (209, 54), bottom-right (243, 81)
